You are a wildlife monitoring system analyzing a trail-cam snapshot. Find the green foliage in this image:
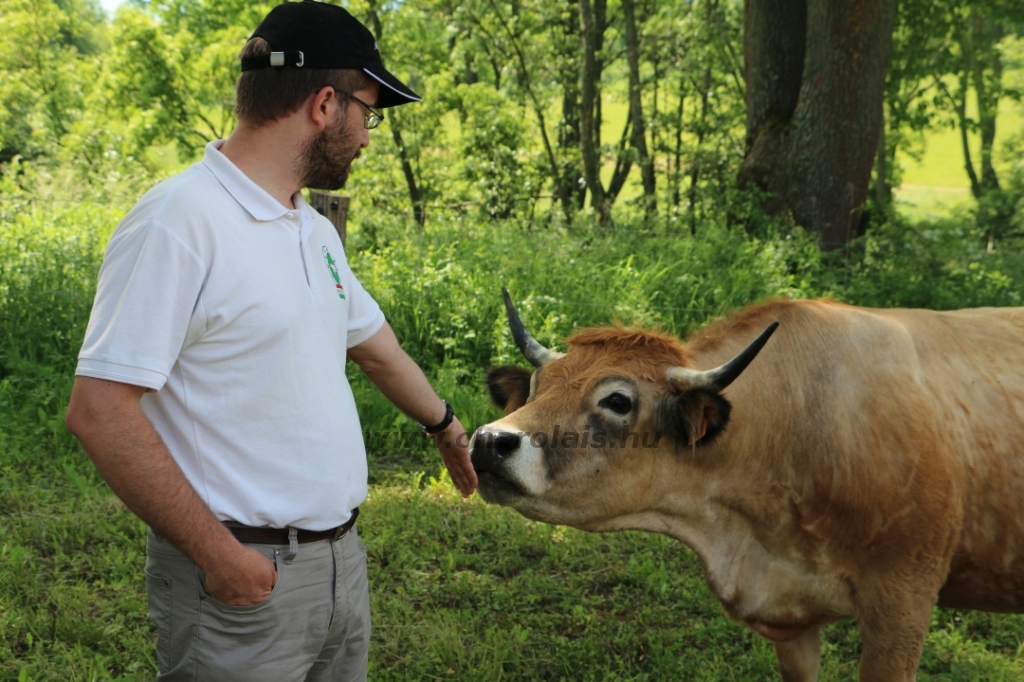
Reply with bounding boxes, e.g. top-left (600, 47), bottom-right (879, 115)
top-left (0, 0), bottom-right (104, 163)
top-left (2, 0), bottom-right (1020, 244)
top-left (0, 167), bottom-right (124, 378)
top-left (827, 210), bottom-right (1023, 310)
top-left (457, 83), bottom-right (543, 220)
top-left (103, 3), bottom-right (249, 159)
